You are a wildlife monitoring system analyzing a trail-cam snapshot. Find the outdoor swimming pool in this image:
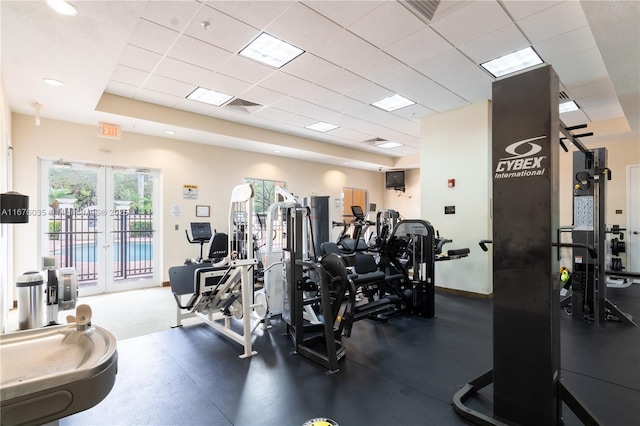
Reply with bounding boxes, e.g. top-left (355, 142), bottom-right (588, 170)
top-left (54, 242), bottom-right (153, 262)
